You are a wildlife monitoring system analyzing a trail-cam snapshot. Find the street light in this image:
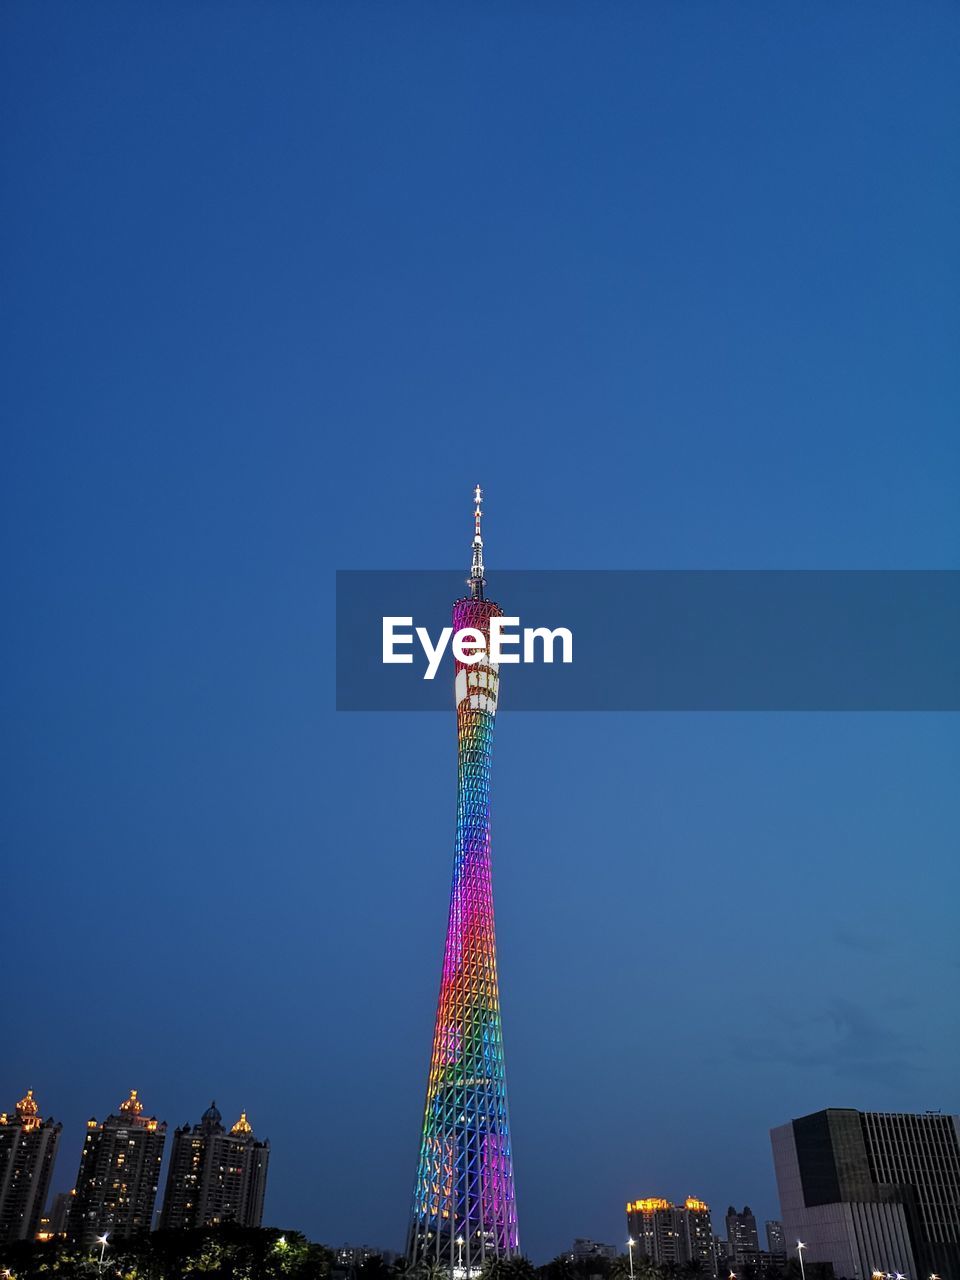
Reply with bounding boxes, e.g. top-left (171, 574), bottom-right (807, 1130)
top-left (797, 1242), bottom-right (806, 1280)
top-left (96, 1234), bottom-right (109, 1274)
top-left (457, 1236), bottom-right (464, 1275)
top-left (627, 1238), bottom-right (635, 1280)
